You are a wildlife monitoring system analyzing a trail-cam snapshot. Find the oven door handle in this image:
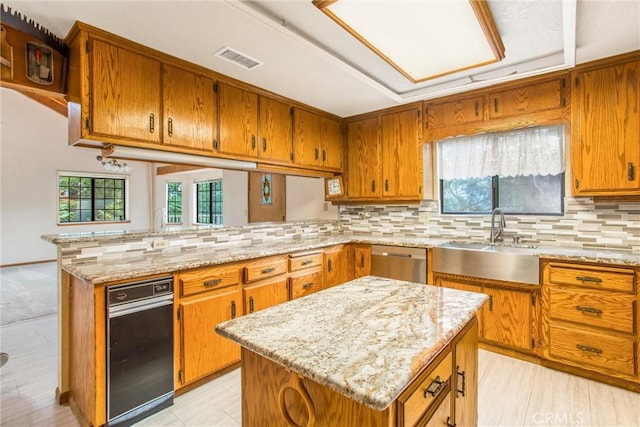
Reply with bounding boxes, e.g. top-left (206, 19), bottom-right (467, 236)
top-left (109, 294), bottom-right (173, 318)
